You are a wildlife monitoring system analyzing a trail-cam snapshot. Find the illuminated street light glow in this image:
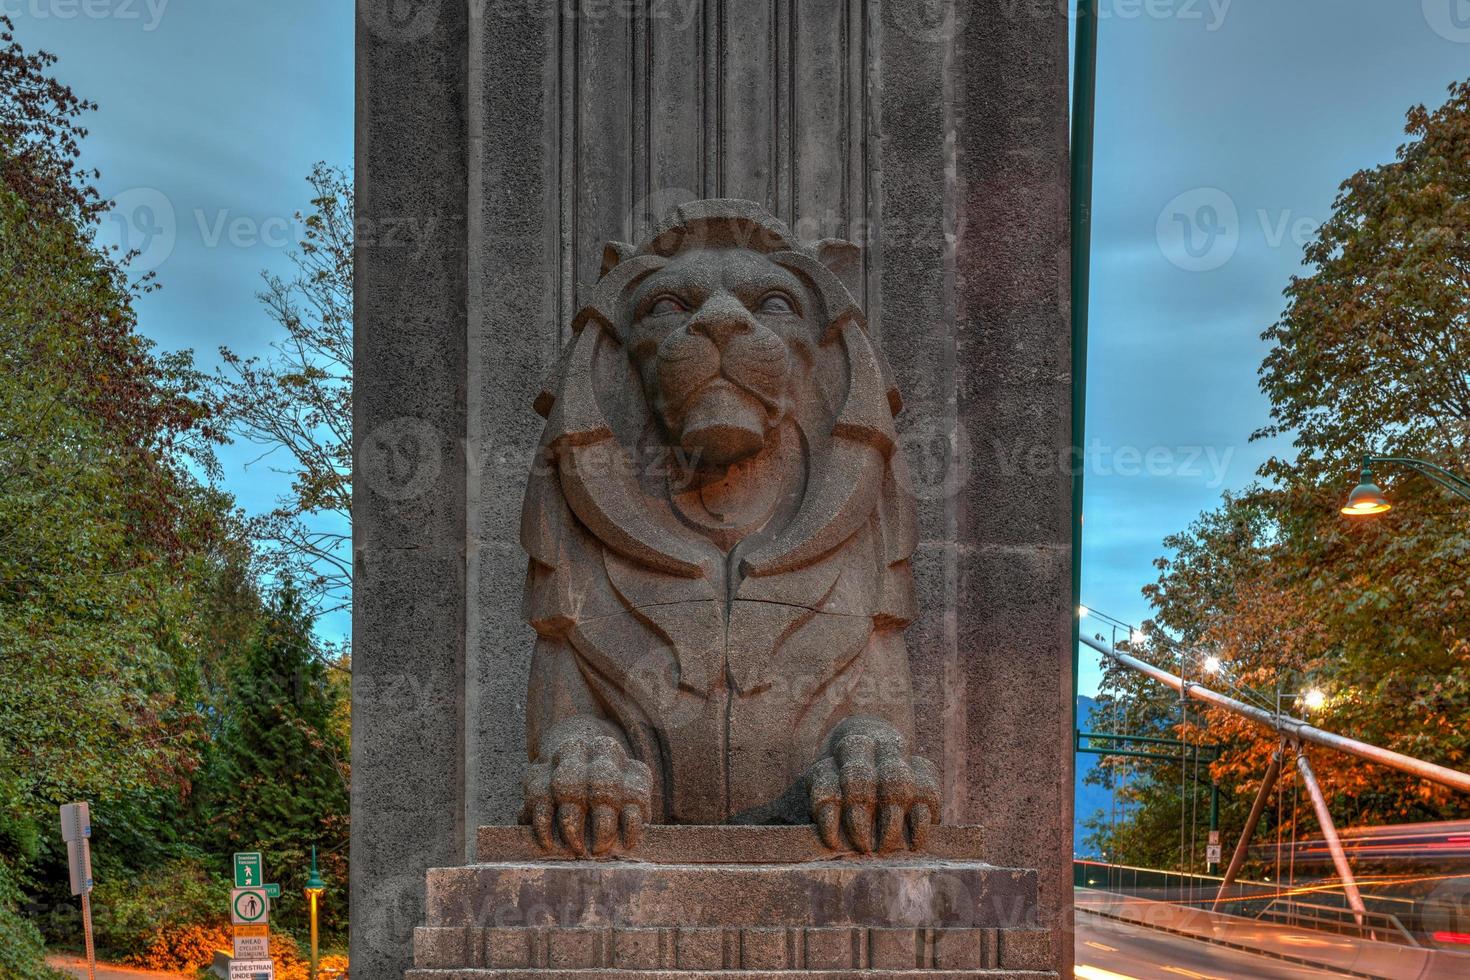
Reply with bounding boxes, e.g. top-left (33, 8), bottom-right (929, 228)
top-left (1078, 605), bottom-right (1090, 618)
top-left (1203, 655), bottom-right (1222, 674)
top-left (1303, 688), bottom-right (1327, 711)
top-left (1341, 477), bottom-right (1391, 516)
top-left (1130, 629), bottom-right (1146, 646)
